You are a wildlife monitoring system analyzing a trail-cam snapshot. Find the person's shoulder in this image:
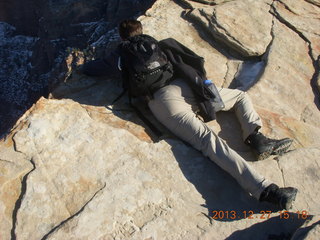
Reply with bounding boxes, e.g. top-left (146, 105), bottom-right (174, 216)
top-left (159, 37), bottom-right (182, 48)
top-left (160, 37), bottom-right (182, 45)
top-left (160, 37), bottom-right (178, 43)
